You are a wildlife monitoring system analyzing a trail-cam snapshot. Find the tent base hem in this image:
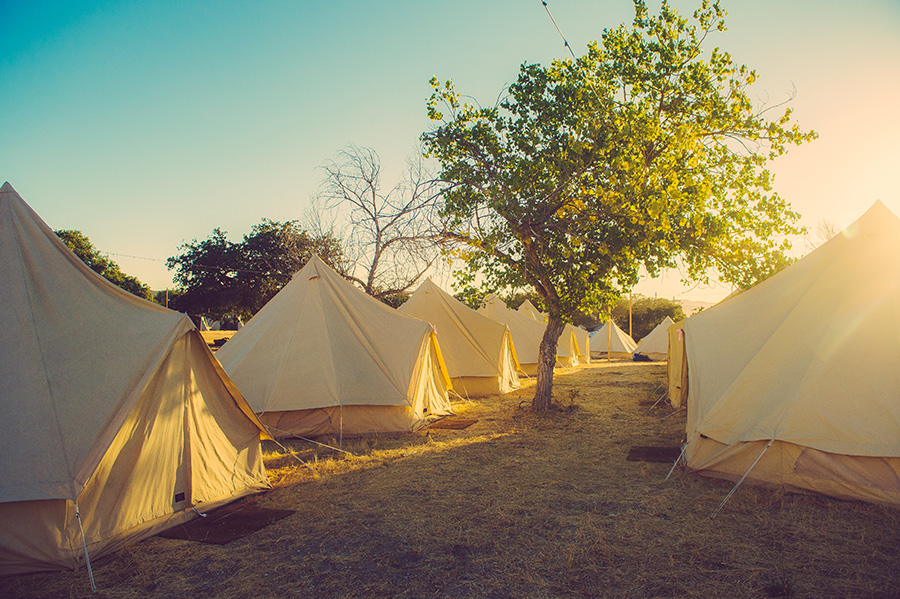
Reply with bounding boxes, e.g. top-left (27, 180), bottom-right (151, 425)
top-left (685, 437), bottom-right (900, 507)
top-left (0, 482), bottom-right (271, 576)
top-left (258, 405), bottom-right (455, 439)
top-left (450, 376), bottom-right (513, 398)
